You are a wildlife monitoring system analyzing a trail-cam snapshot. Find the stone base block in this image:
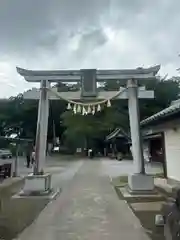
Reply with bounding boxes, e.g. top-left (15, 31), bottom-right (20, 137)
top-left (21, 173), bottom-right (52, 196)
top-left (128, 173), bottom-right (154, 192)
top-left (13, 188), bottom-right (61, 200)
top-left (119, 187), bottom-right (160, 198)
